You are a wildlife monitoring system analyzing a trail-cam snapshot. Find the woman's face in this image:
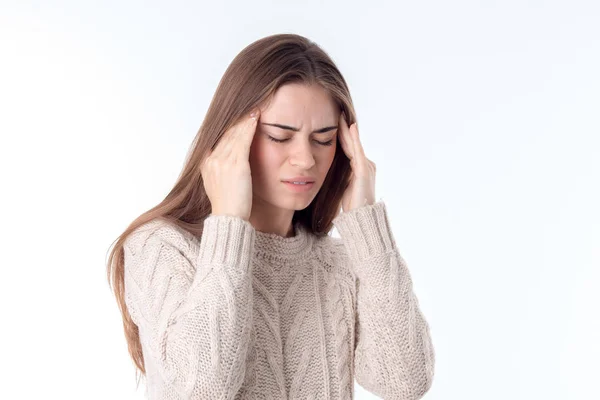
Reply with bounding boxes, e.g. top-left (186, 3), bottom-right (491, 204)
top-left (249, 83), bottom-right (339, 213)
